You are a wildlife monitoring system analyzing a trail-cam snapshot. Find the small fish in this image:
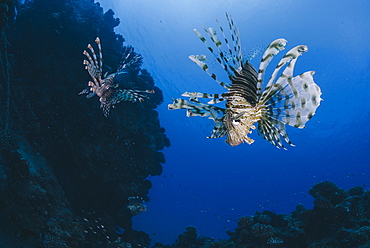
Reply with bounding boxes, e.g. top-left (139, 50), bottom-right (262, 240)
top-left (79, 37), bottom-right (154, 116)
top-left (168, 13), bottom-right (322, 149)
top-left (127, 196), bottom-right (147, 215)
